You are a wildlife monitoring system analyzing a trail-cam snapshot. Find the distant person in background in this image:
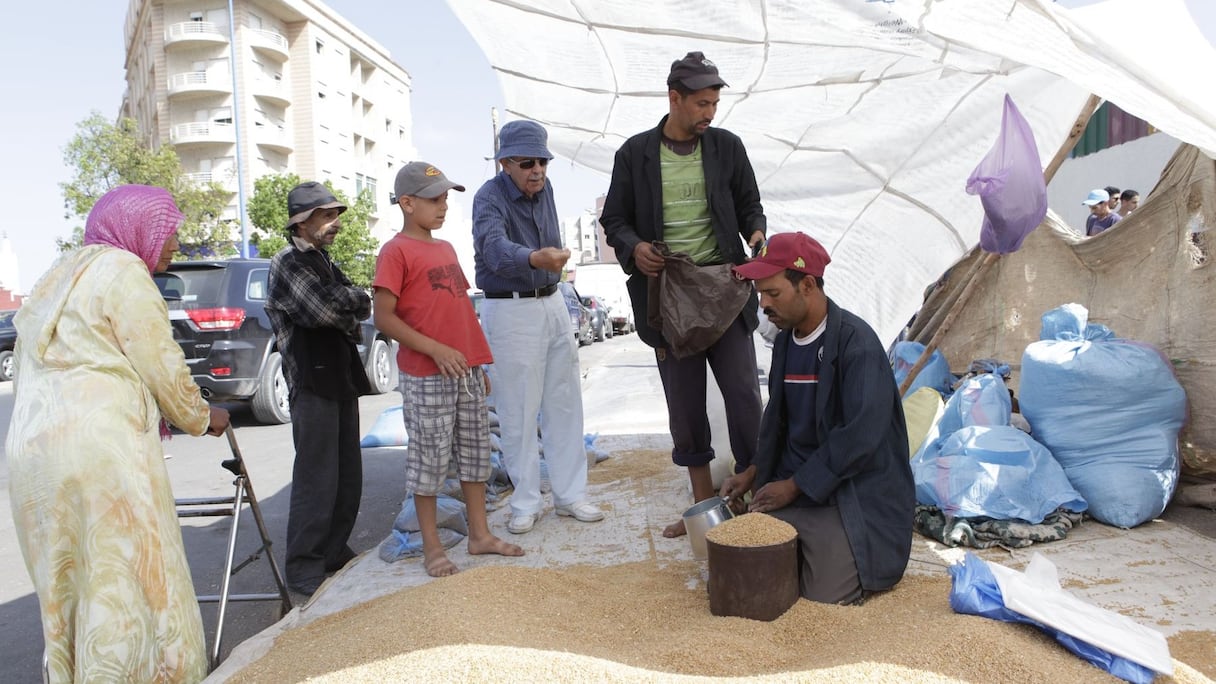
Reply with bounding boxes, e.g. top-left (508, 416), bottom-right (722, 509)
top-left (267, 181), bottom-right (373, 597)
top-left (600, 51), bottom-right (766, 538)
top-left (1104, 185), bottom-right (1122, 214)
top-left (373, 161), bottom-right (523, 576)
top-left (472, 120), bottom-right (604, 535)
top-left (1083, 188), bottom-right (1121, 236)
top-left (7, 185), bottom-right (230, 682)
top-left (1120, 189), bottom-right (1140, 216)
